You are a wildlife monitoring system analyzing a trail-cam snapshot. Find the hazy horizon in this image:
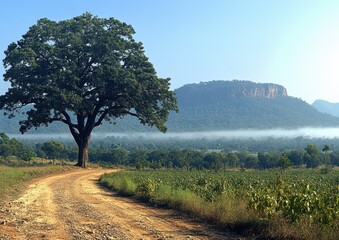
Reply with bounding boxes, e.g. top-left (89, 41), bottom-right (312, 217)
top-left (9, 127), bottom-right (339, 141)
